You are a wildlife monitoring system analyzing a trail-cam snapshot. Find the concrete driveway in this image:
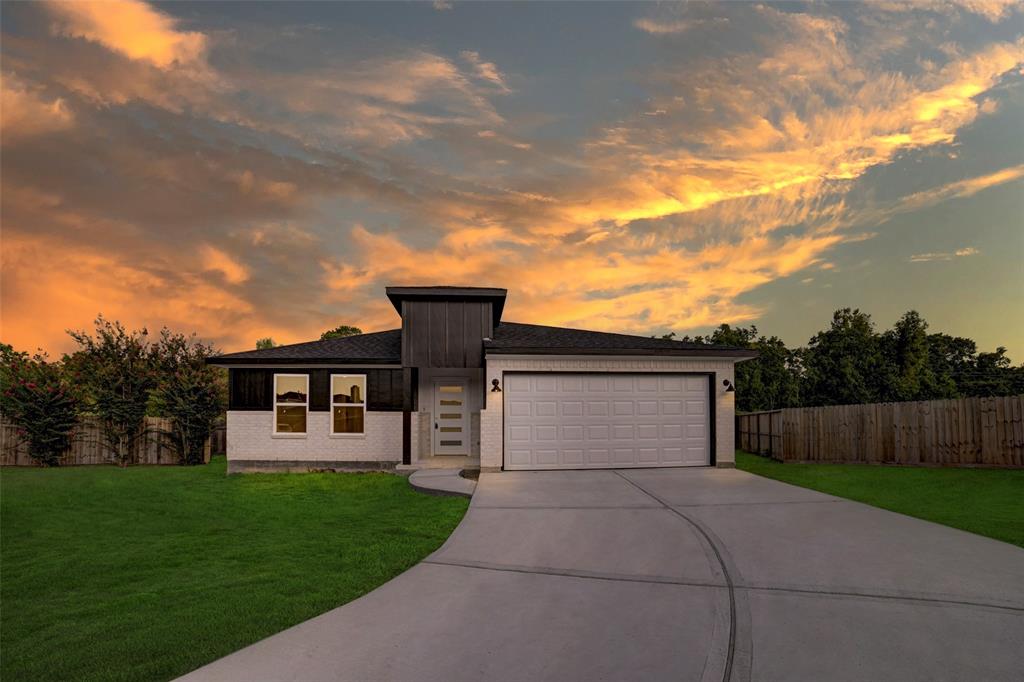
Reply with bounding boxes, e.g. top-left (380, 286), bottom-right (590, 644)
top-left (181, 468), bottom-right (1024, 682)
